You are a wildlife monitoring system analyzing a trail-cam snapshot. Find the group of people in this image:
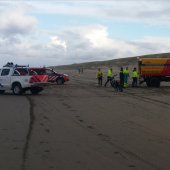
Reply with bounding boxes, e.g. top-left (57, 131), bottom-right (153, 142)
top-left (78, 67), bottom-right (84, 74)
top-left (119, 67), bottom-right (138, 88)
top-left (96, 67), bottom-right (138, 90)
